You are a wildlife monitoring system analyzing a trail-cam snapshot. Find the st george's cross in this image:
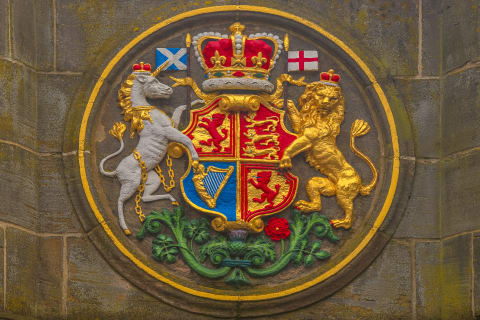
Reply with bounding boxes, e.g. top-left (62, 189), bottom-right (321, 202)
top-left (287, 50), bottom-right (318, 72)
